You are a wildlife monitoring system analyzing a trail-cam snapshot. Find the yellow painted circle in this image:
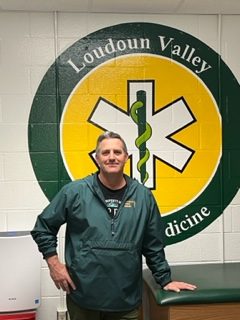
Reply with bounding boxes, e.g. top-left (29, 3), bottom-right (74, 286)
top-left (61, 55), bottom-right (221, 215)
